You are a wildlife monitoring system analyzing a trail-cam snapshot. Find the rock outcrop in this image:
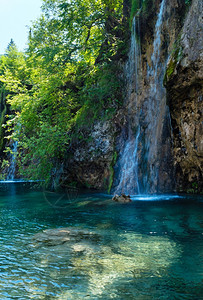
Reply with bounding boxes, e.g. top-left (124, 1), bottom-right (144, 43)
top-left (113, 0), bottom-right (188, 194)
top-left (63, 0), bottom-right (202, 194)
top-left (64, 120), bottom-right (116, 190)
top-left (112, 194), bottom-right (132, 203)
top-left (165, 0), bottom-right (203, 192)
